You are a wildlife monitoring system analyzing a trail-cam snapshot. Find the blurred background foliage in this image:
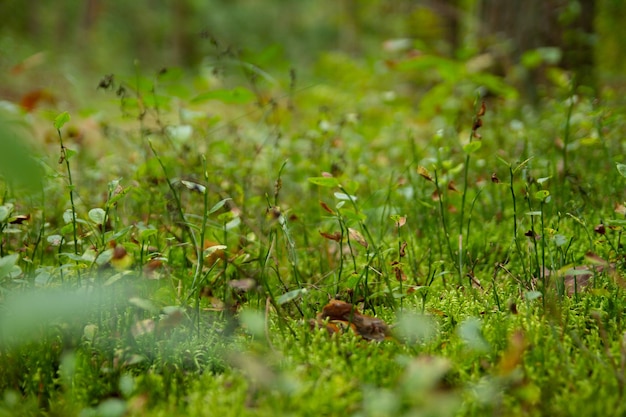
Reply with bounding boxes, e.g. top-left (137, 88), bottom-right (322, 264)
top-left (0, 0), bottom-right (625, 104)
